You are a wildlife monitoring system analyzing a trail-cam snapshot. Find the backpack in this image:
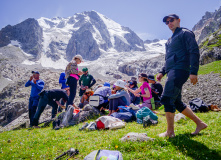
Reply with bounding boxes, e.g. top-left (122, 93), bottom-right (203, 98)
top-left (189, 98), bottom-right (209, 113)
